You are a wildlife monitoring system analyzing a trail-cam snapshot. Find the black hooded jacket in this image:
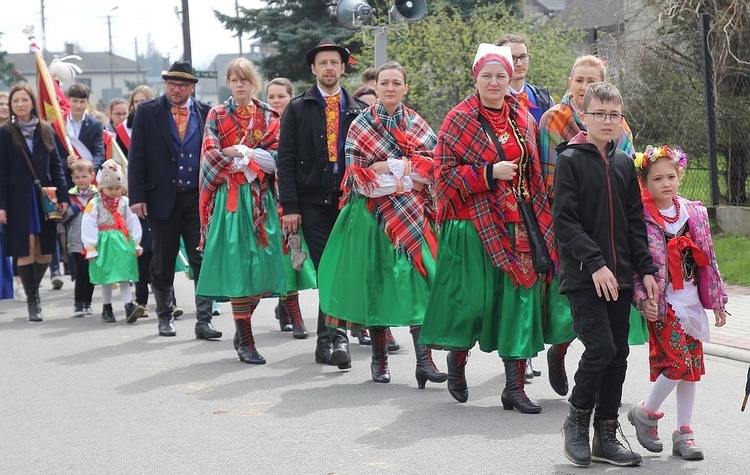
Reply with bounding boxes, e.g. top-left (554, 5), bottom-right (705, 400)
top-left (552, 134), bottom-right (657, 293)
